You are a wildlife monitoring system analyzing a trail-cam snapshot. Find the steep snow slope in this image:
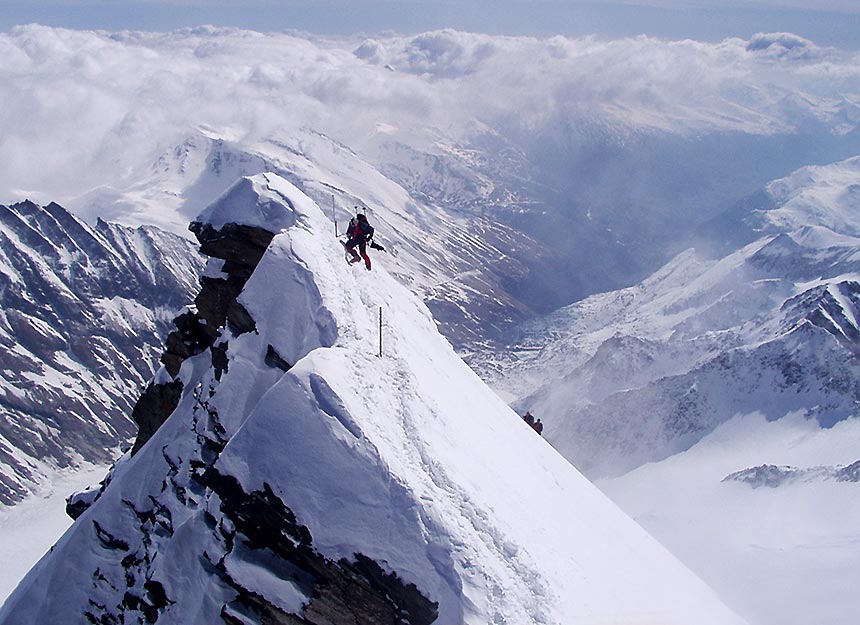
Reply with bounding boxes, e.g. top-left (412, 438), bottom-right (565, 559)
top-left (0, 463), bottom-right (109, 602)
top-left (472, 156), bottom-right (860, 625)
top-left (763, 156), bottom-right (860, 237)
top-left (0, 174), bottom-right (746, 625)
top-left (0, 200), bottom-right (203, 505)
